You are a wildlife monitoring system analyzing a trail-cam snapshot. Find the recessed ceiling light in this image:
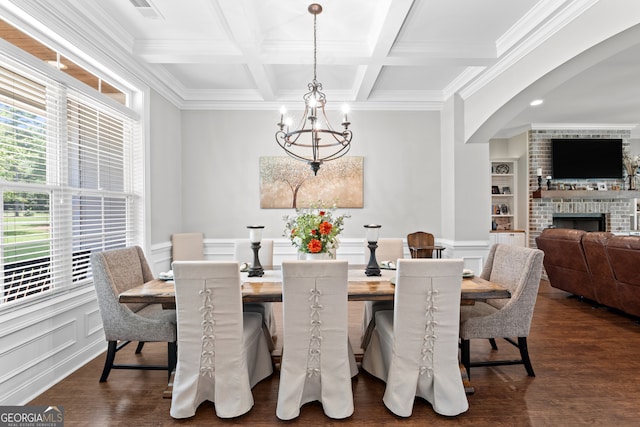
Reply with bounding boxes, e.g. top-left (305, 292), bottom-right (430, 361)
top-left (530, 99), bottom-right (543, 106)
